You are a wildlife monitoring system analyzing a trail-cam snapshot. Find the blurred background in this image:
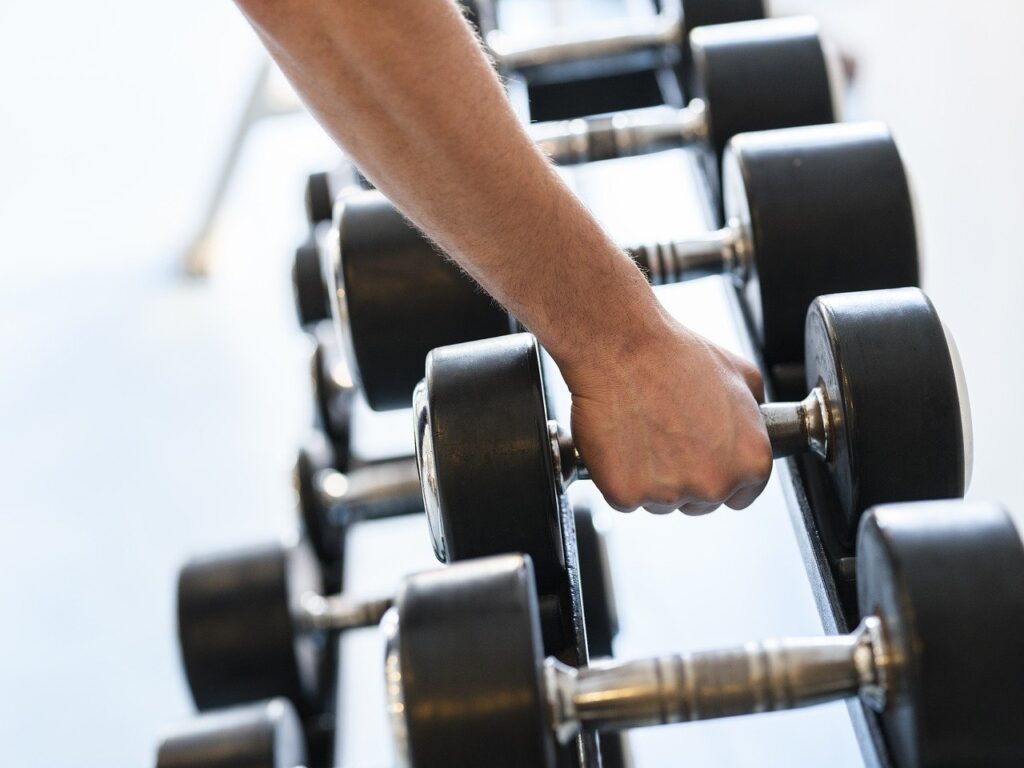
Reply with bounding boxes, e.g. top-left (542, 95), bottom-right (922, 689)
top-left (1, 0), bottom-right (1021, 765)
